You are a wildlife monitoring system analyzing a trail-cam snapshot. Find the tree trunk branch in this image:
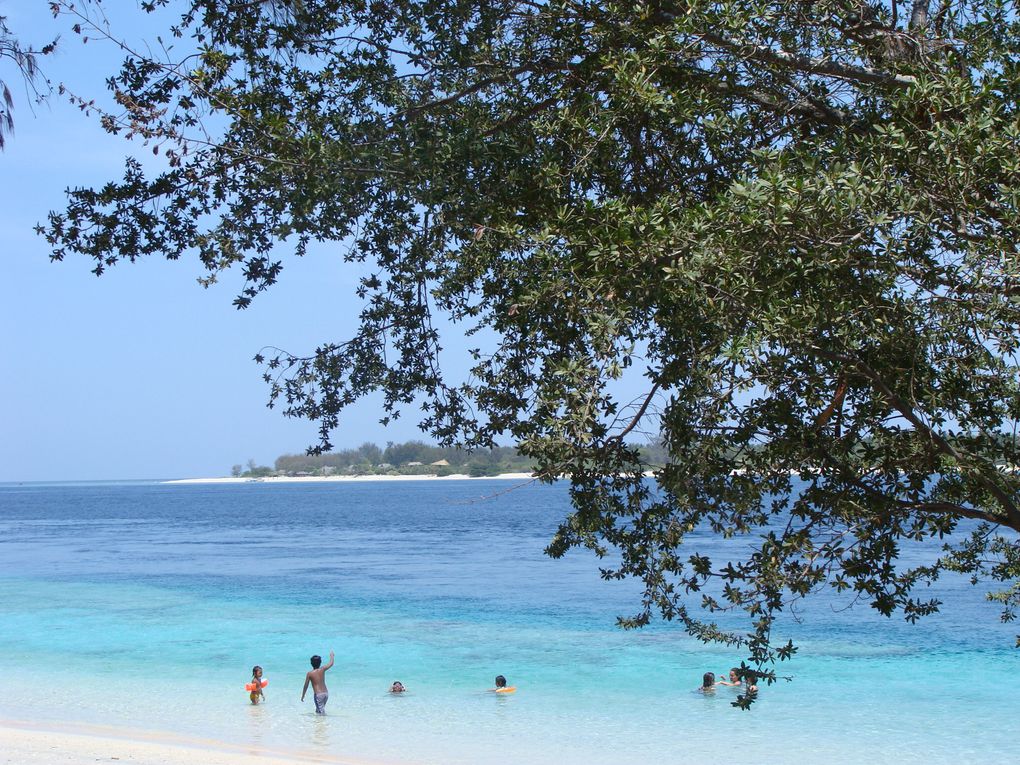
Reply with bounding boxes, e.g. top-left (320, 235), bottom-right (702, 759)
top-left (810, 346), bottom-right (1020, 532)
top-left (702, 33), bottom-right (917, 88)
top-left (910, 0), bottom-right (930, 32)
